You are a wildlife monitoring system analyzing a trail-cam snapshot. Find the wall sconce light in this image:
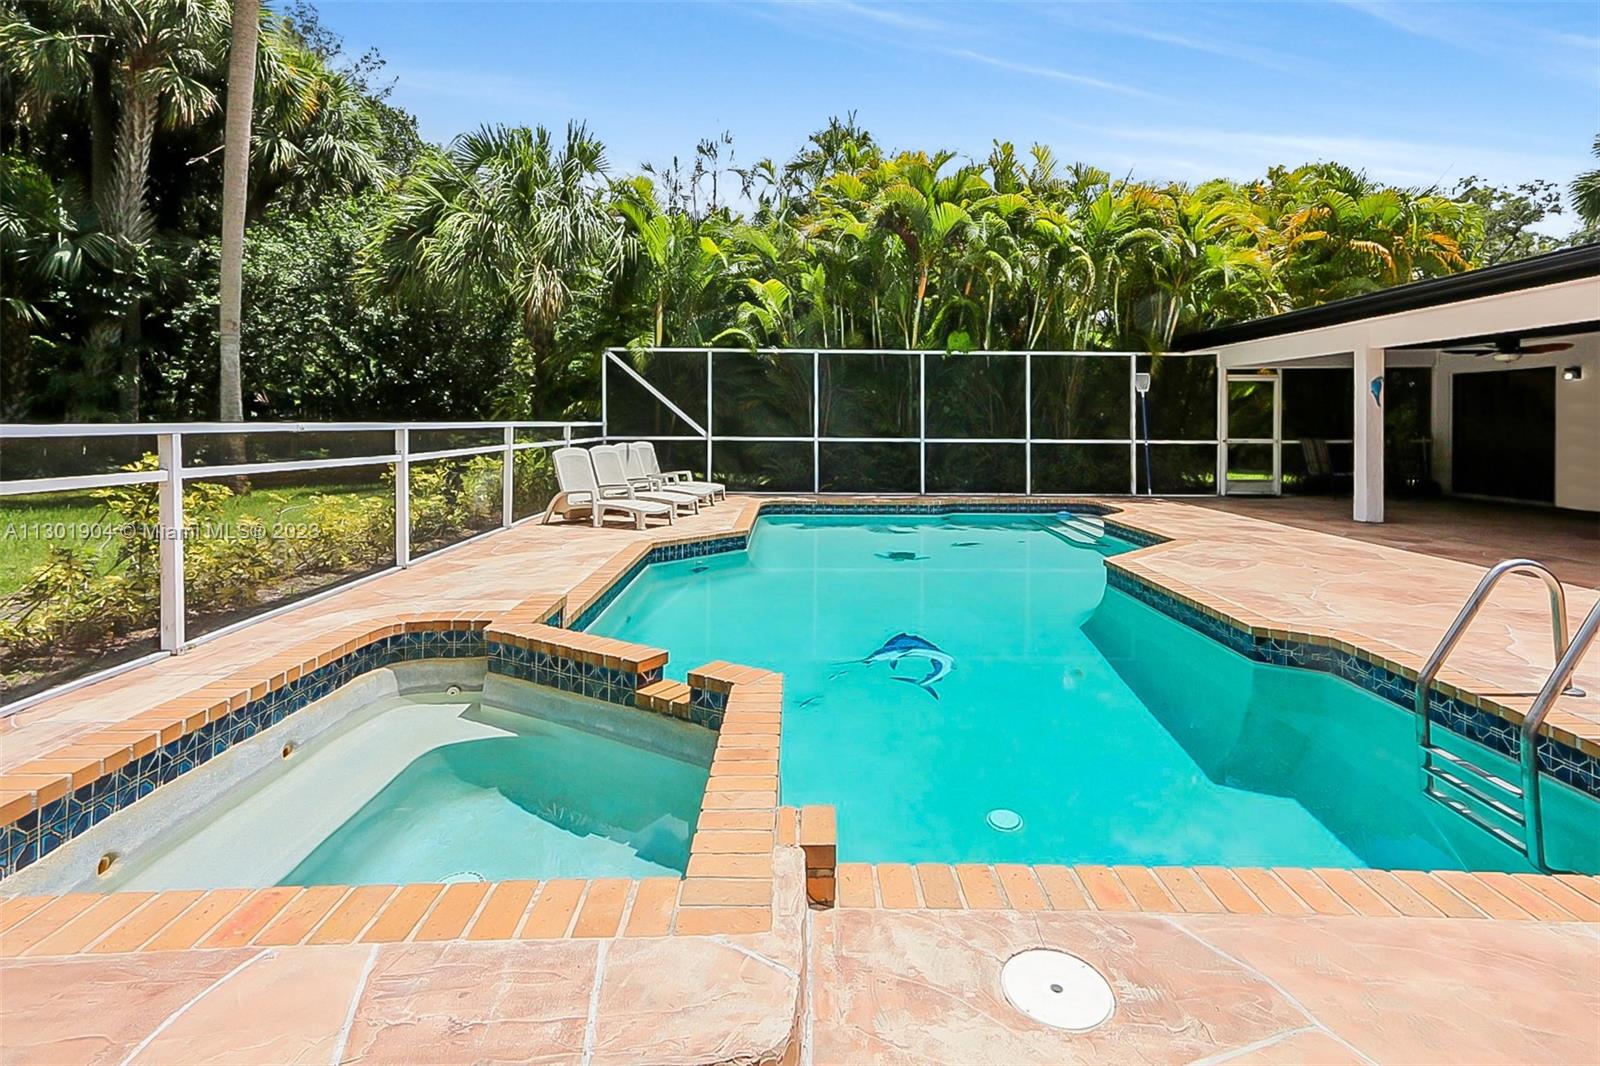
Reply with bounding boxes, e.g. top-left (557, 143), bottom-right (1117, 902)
top-left (1563, 366), bottom-right (1583, 381)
